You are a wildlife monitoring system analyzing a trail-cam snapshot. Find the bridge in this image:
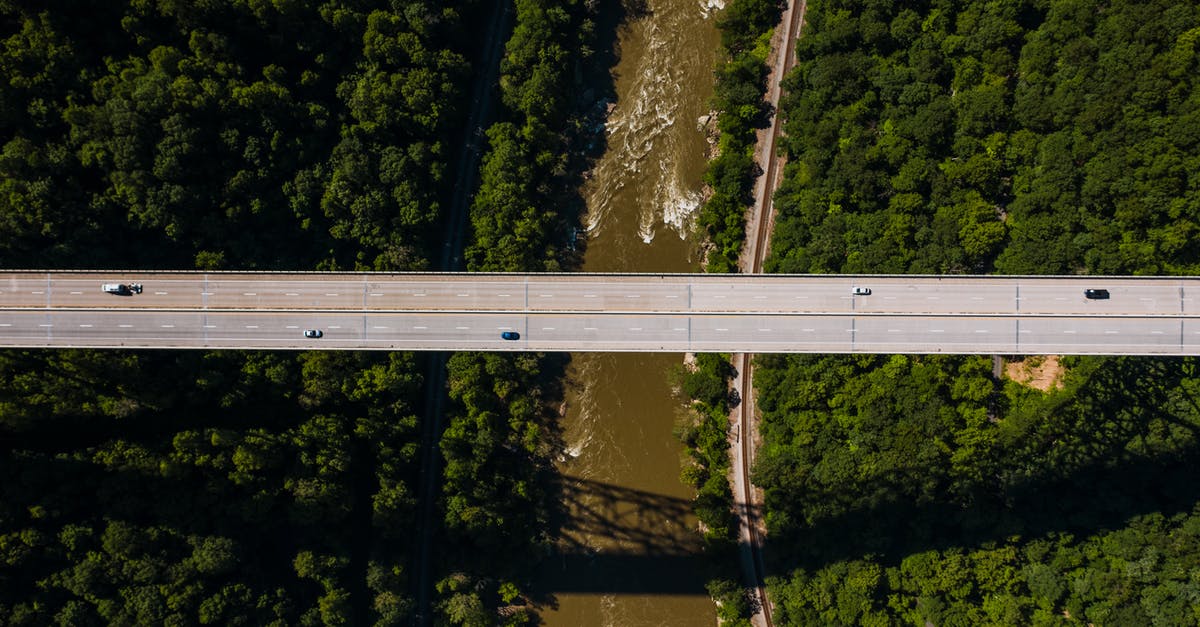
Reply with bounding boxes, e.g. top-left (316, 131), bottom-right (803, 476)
top-left (0, 271), bottom-right (1197, 354)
